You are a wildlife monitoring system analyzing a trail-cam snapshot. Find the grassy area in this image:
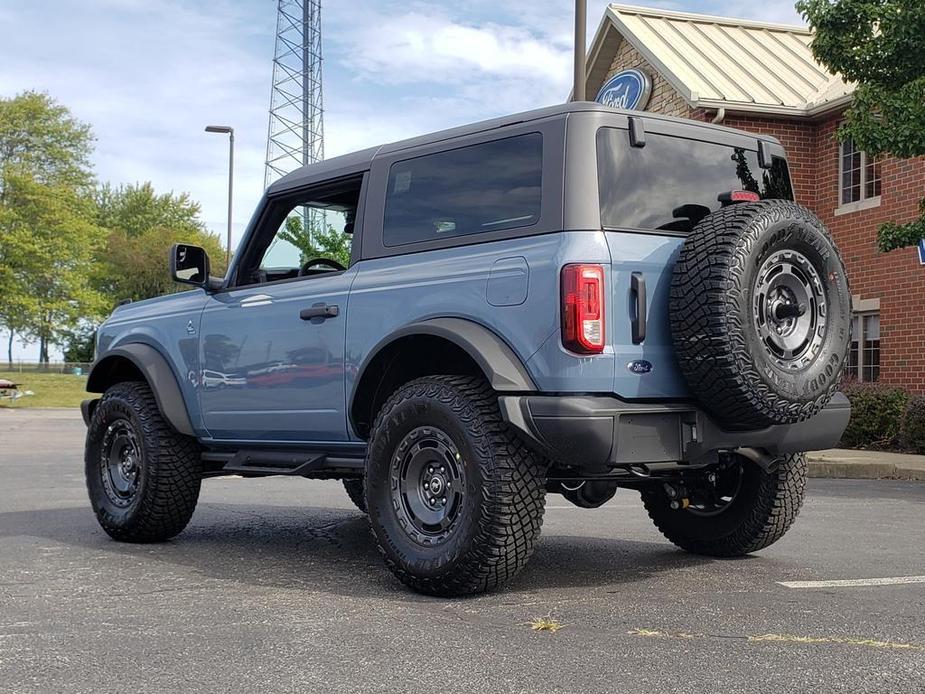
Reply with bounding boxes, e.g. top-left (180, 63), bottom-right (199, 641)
top-left (0, 370), bottom-right (88, 408)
